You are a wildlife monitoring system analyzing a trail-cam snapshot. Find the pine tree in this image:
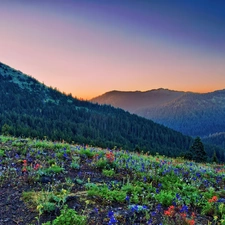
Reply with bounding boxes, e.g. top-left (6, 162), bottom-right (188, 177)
top-left (212, 150), bottom-right (218, 163)
top-left (1, 123), bottom-right (11, 136)
top-left (190, 137), bottom-right (207, 162)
